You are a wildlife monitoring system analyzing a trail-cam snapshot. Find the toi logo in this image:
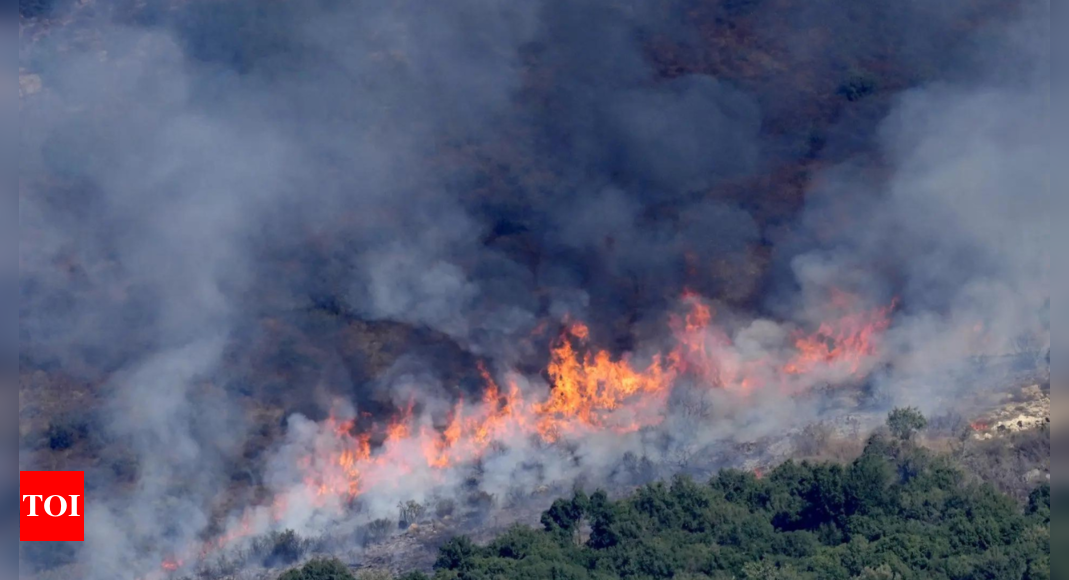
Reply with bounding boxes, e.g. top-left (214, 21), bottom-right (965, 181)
top-left (20, 471), bottom-right (84, 542)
